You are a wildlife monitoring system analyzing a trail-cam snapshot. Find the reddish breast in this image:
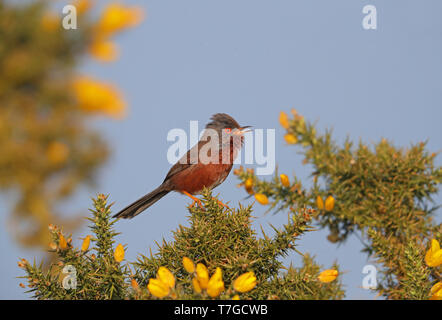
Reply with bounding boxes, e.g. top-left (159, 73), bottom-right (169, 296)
top-left (168, 137), bottom-right (241, 194)
top-left (169, 162), bottom-right (232, 194)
